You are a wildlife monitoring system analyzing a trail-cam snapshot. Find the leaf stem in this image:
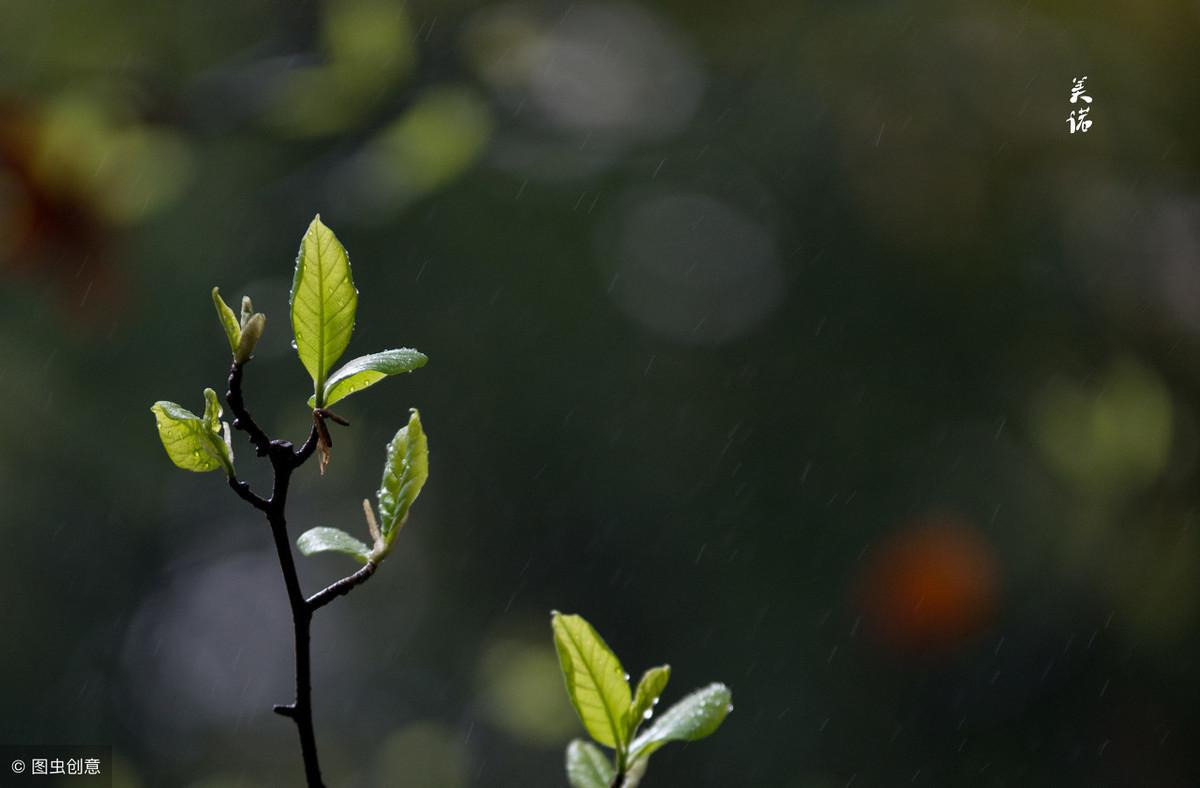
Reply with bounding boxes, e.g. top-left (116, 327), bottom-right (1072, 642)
top-left (224, 359), bottom-right (379, 788)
